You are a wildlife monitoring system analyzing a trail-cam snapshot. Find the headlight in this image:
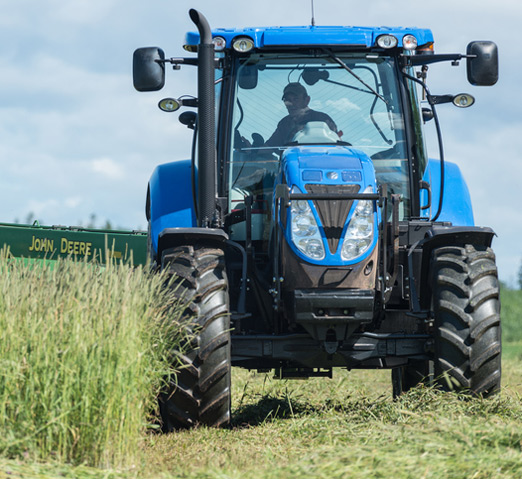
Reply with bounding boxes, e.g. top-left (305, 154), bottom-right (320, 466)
top-left (341, 186), bottom-right (375, 261)
top-left (291, 198), bottom-right (325, 260)
top-left (212, 36), bottom-right (226, 51)
top-left (402, 35), bottom-right (418, 50)
top-left (232, 36), bottom-right (254, 53)
top-left (376, 35), bottom-right (398, 49)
